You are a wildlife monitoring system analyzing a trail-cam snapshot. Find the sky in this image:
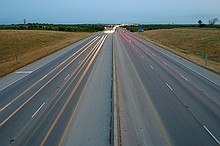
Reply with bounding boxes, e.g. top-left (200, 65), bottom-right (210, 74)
top-left (0, 0), bottom-right (220, 24)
